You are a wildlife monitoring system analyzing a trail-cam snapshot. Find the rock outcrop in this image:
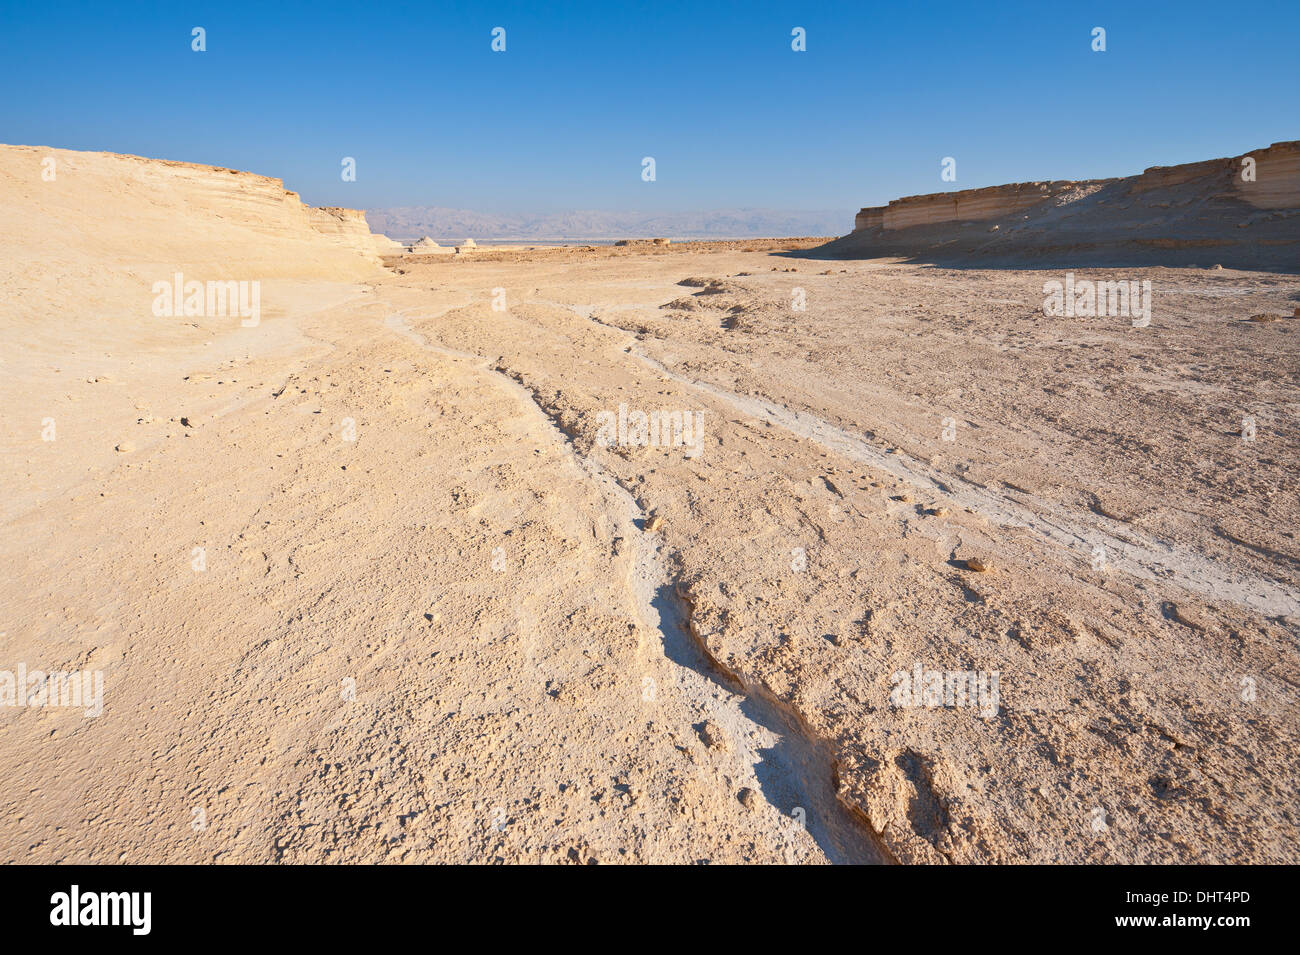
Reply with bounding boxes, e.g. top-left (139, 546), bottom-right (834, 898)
top-left (0, 143), bottom-right (398, 282)
top-left (1136, 140), bottom-right (1300, 209)
top-left (408, 236), bottom-right (451, 255)
top-left (832, 141), bottom-right (1300, 270)
top-left (854, 142), bottom-right (1300, 234)
top-left (310, 206), bottom-right (405, 256)
top-left (856, 180), bottom-right (1109, 232)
